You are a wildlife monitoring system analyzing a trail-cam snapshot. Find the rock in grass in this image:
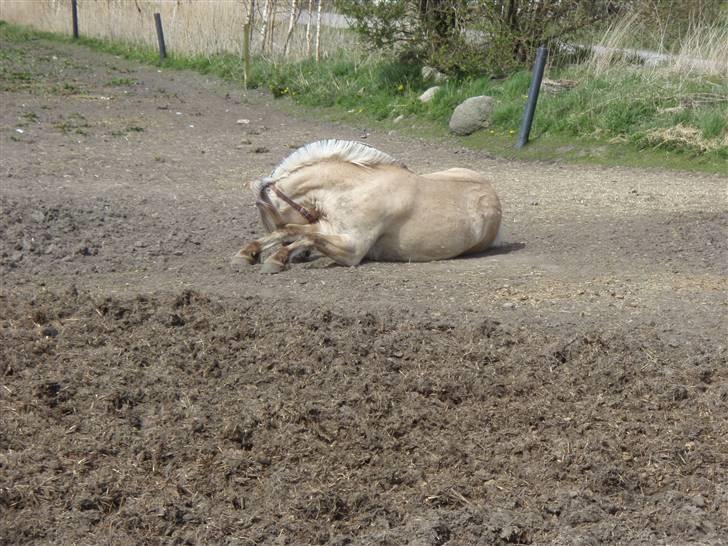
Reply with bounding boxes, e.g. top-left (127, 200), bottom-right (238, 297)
top-left (419, 86), bottom-right (441, 103)
top-left (422, 66), bottom-right (448, 83)
top-left (449, 95), bottom-right (495, 136)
